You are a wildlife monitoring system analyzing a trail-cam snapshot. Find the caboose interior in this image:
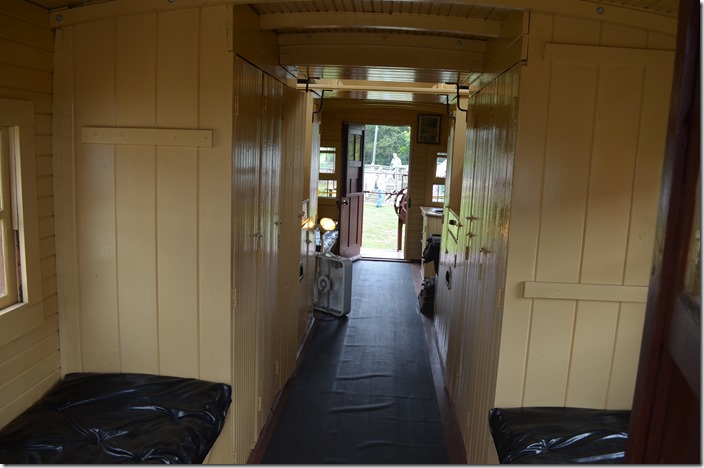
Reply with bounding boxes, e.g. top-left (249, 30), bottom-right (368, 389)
top-left (0, 0), bottom-right (698, 463)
